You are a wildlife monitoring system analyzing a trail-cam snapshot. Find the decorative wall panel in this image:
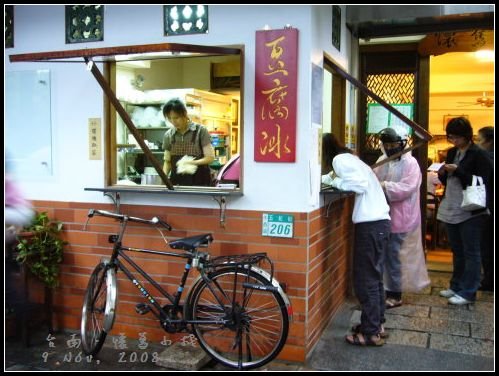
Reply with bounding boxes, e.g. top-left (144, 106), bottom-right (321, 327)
top-left (66, 5), bottom-right (104, 44)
